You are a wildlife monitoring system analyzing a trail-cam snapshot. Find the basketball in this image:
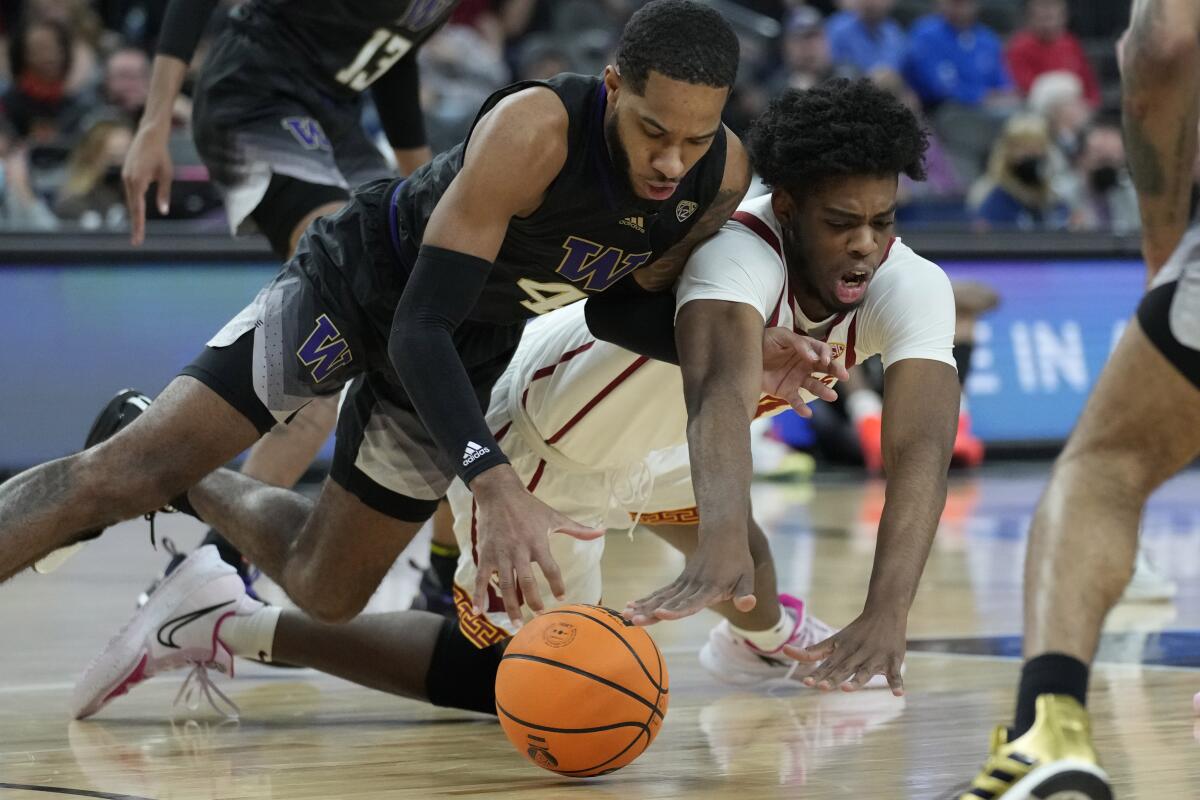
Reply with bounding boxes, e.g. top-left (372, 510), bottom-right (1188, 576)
top-left (494, 604), bottom-right (670, 777)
